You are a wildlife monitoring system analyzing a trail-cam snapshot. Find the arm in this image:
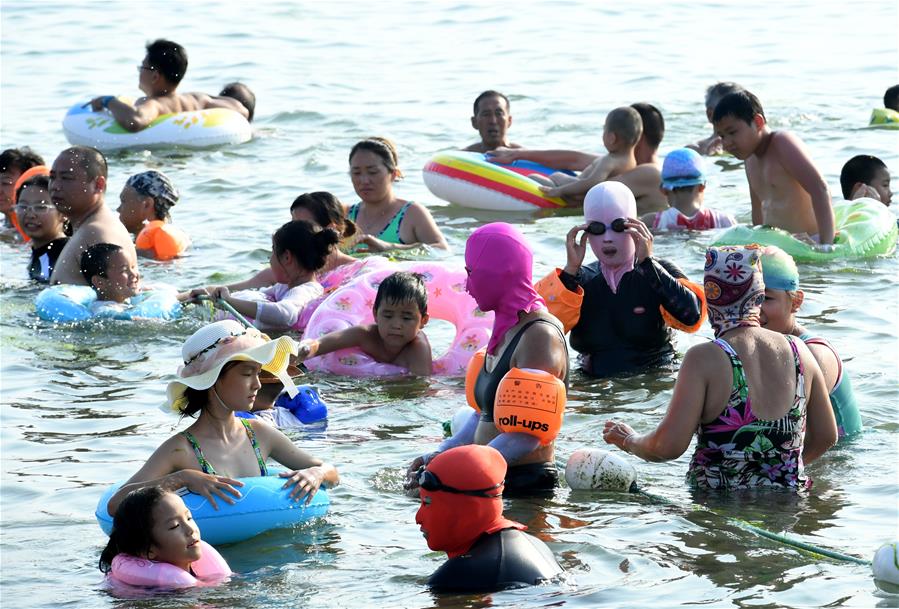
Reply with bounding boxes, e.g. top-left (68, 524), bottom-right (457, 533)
top-left (748, 166), bottom-right (764, 226)
top-left (94, 98), bottom-right (164, 133)
top-left (200, 93), bottom-right (250, 119)
top-left (773, 132), bottom-right (835, 245)
top-left (533, 224), bottom-right (588, 333)
top-left (542, 157), bottom-right (611, 198)
top-left (798, 348), bottom-right (838, 463)
top-left (226, 268), bottom-right (276, 291)
top-left (636, 256), bottom-right (703, 328)
top-left (251, 283), bottom-right (322, 329)
top-left (602, 345), bottom-right (710, 461)
top-left (487, 148), bottom-right (599, 171)
top-left (298, 326), bottom-right (373, 361)
top-left (259, 422), bottom-right (339, 503)
top-left (401, 203), bottom-right (449, 251)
